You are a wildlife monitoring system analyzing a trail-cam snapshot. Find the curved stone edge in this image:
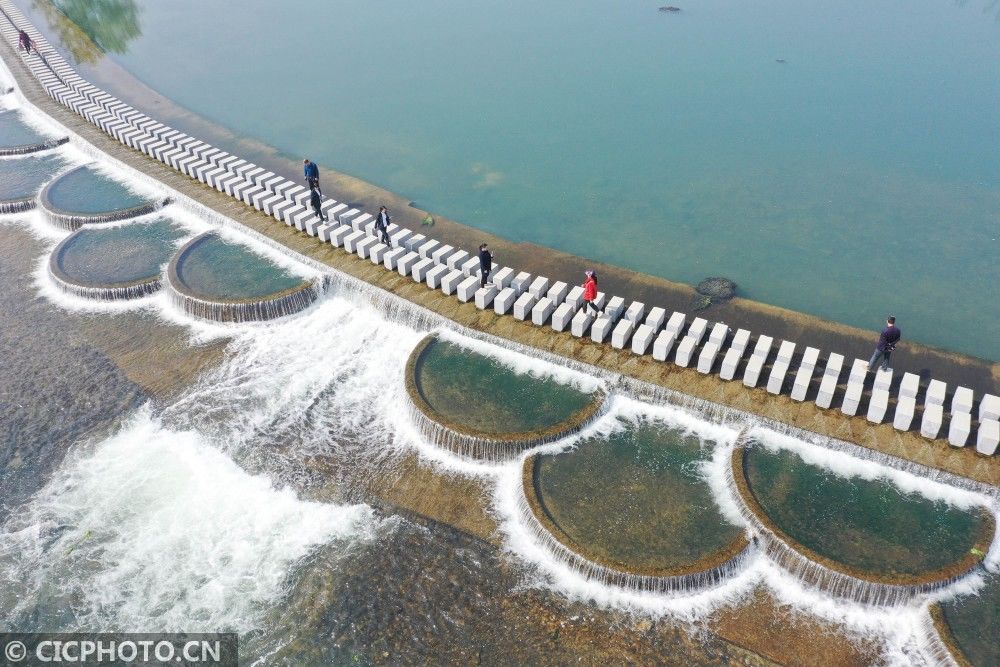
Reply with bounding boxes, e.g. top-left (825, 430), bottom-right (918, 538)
top-left (404, 334), bottom-right (608, 462)
top-left (726, 438), bottom-right (996, 606)
top-left (0, 195), bottom-right (35, 214)
top-left (917, 604), bottom-right (971, 667)
top-left (47, 229), bottom-right (162, 301)
top-left (519, 453), bottom-right (752, 591)
top-left (0, 135), bottom-right (68, 156)
top-left (38, 164), bottom-right (171, 231)
top-left (166, 232), bottom-right (325, 323)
